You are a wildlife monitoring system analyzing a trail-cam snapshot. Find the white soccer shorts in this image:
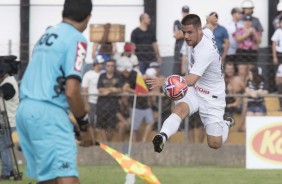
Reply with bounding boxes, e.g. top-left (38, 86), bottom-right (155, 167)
top-left (175, 87), bottom-right (226, 136)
